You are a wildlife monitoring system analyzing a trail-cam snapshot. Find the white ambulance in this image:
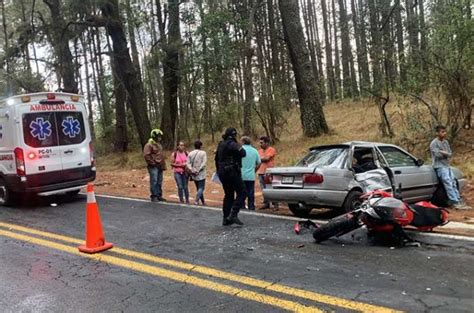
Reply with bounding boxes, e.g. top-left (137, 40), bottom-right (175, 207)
top-left (0, 92), bottom-right (96, 205)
